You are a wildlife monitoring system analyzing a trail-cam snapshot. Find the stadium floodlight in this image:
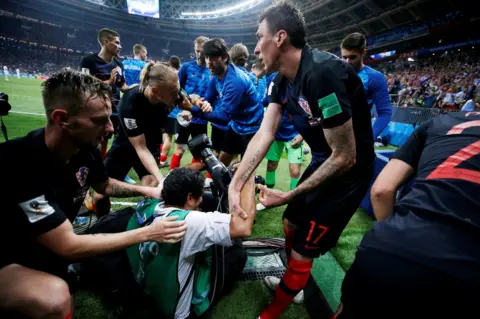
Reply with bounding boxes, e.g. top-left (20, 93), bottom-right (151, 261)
top-left (181, 0), bottom-right (266, 17)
